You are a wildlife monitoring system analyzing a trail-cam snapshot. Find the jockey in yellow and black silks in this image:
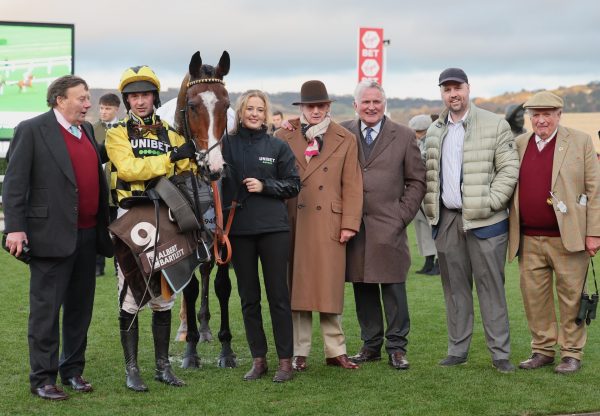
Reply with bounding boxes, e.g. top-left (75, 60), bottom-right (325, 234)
top-left (105, 65), bottom-right (196, 392)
